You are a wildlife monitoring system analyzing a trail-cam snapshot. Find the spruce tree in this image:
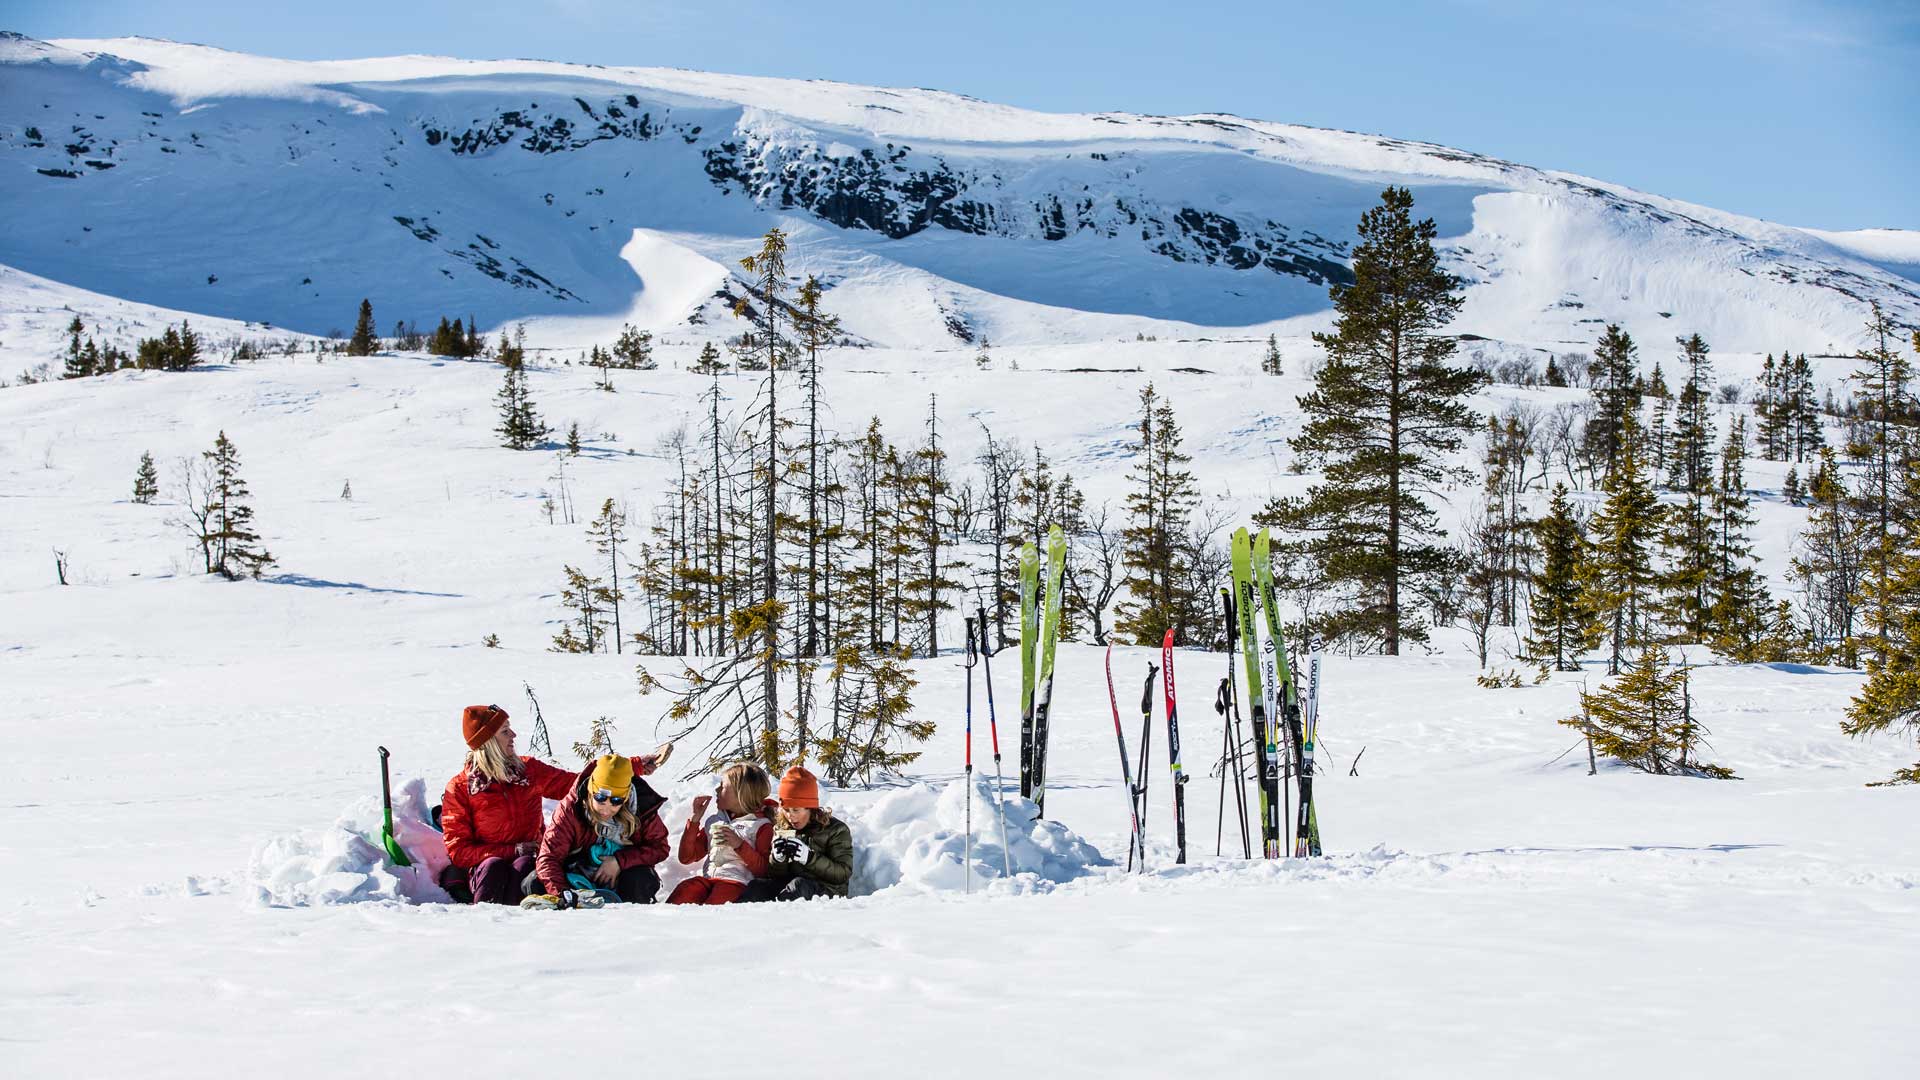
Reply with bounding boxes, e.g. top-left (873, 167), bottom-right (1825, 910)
top-left (586, 498), bottom-right (627, 653)
top-left (1790, 354), bottom-right (1825, 463)
top-left (494, 356), bottom-right (549, 450)
top-left (1260, 186), bottom-right (1483, 653)
top-left (132, 451), bottom-right (159, 504)
top-left (1261, 334), bottom-right (1283, 376)
top-left (346, 299), bottom-right (377, 356)
top-left (1847, 301), bottom-right (1917, 666)
top-left (62, 315), bottom-right (93, 379)
top-left (1524, 483), bottom-right (1597, 671)
top-left (1666, 334), bottom-right (1716, 493)
top-left (734, 226), bottom-right (794, 762)
top-left (1561, 642), bottom-right (1734, 777)
top-left (1790, 448), bottom-right (1867, 666)
top-left (612, 324), bottom-right (656, 369)
top-left (691, 341), bottom-right (726, 375)
top-left (1116, 384), bottom-right (1203, 644)
top-left (203, 431), bottom-right (275, 580)
top-left (1584, 413), bottom-right (1664, 673)
top-left (1842, 457), bottom-right (1920, 783)
top-left (1706, 416), bottom-right (1771, 660)
top-left (1587, 324), bottom-right (1641, 479)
